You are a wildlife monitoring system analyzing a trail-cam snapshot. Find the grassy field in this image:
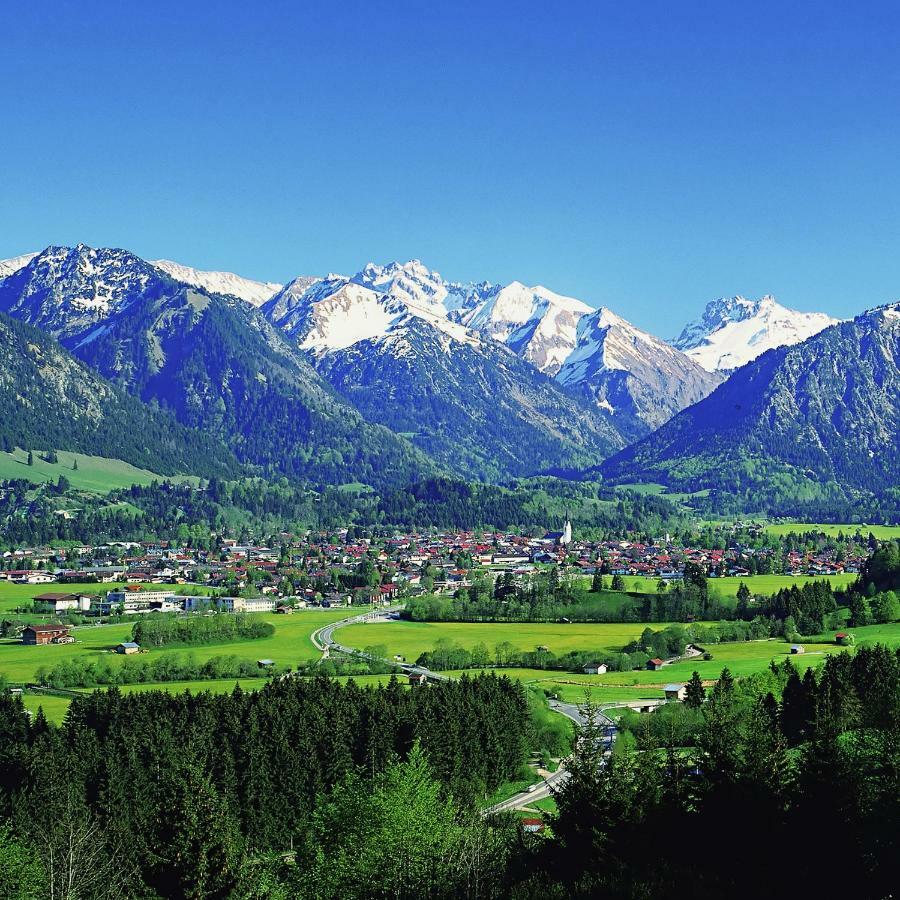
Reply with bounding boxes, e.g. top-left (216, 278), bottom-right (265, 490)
top-left (0, 609), bottom-right (348, 684)
top-left (0, 581), bottom-right (220, 614)
top-left (15, 671), bottom-right (403, 726)
top-left (339, 620), bottom-right (658, 661)
top-left (341, 618), bottom-right (900, 705)
top-left (20, 693), bottom-right (73, 723)
top-left (0, 449), bottom-right (173, 494)
top-left (616, 573), bottom-right (857, 597)
top-left (0, 582), bottom-right (128, 614)
top-left (807, 621), bottom-right (900, 647)
top-left (440, 641), bottom-right (841, 704)
top-left (765, 522), bottom-right (900, 539)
